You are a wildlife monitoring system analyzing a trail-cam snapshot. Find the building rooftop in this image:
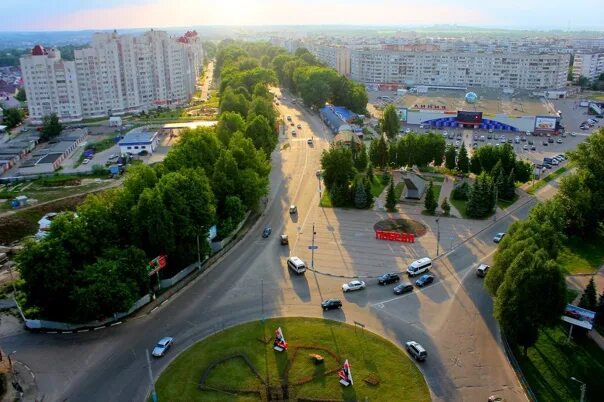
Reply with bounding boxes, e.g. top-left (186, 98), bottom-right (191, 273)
top-left (119, 129), bottom-right (158, 145)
